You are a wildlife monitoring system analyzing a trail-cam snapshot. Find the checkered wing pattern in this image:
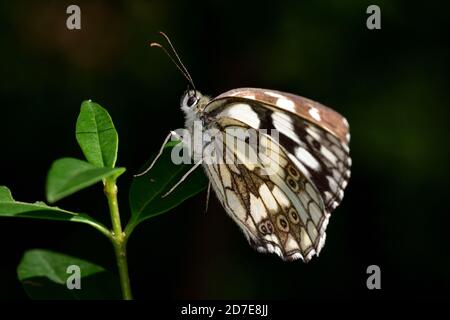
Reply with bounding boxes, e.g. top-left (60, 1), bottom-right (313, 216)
top-left (201, 88), bottom-right (351, 261)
